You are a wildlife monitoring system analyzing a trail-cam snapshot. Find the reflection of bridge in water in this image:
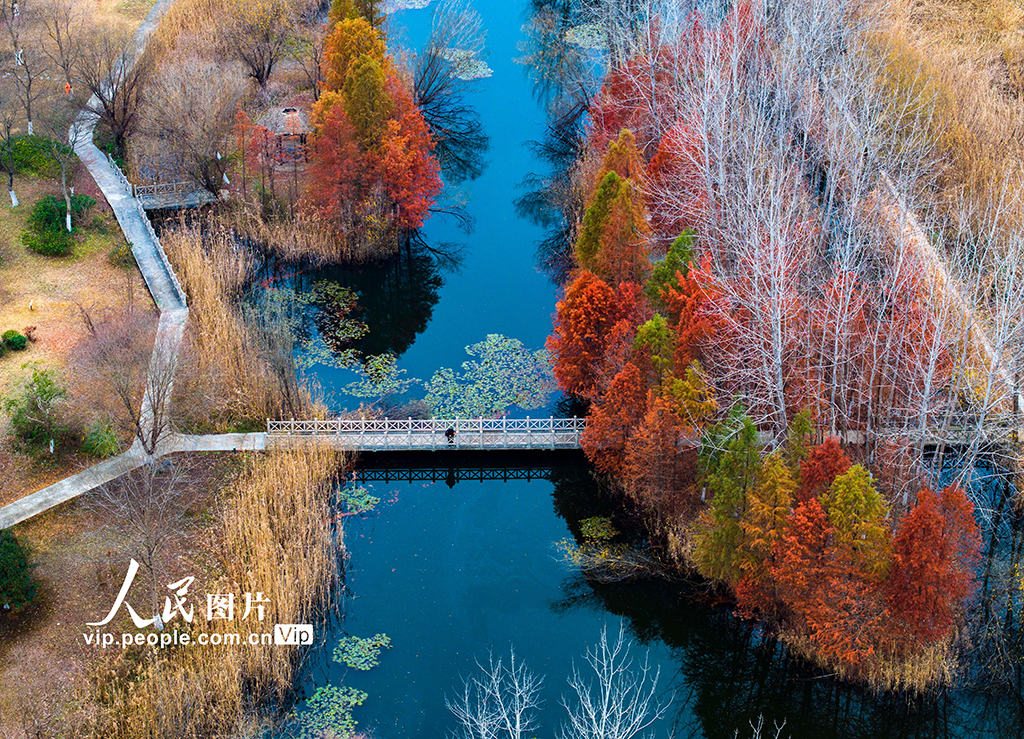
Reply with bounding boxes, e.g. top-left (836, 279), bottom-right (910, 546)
top-left (349, 449), bottom-right (590, 488)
